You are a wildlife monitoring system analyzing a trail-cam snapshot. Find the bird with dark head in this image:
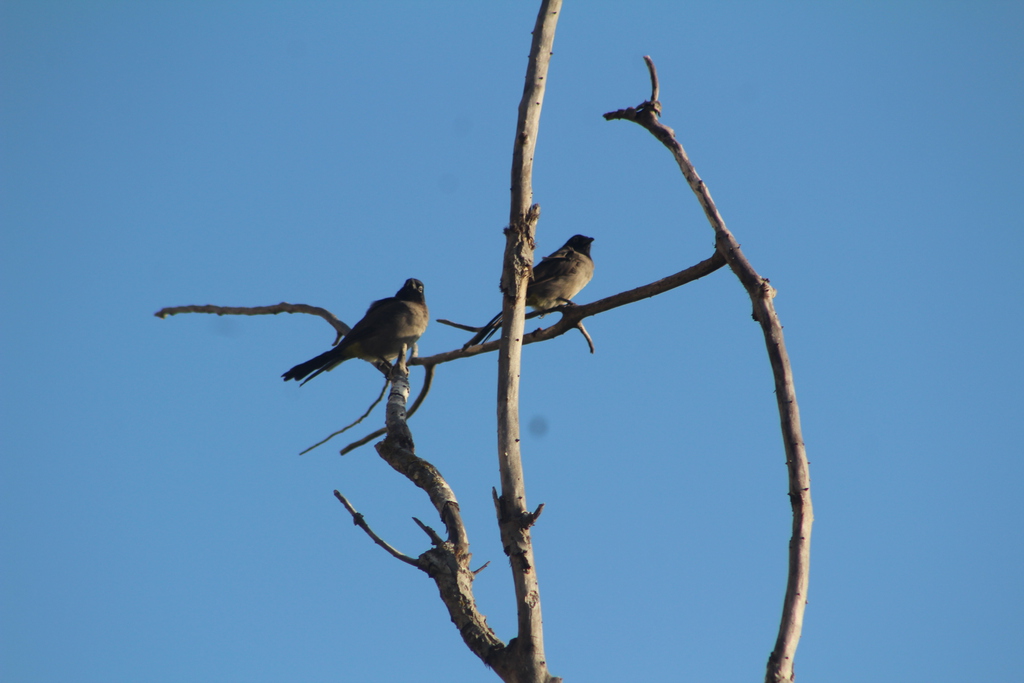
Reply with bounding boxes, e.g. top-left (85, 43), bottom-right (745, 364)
top-left (283, 278), bottom-right (428, 385)
top-left (464, 234), bottom-right (594, 348)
